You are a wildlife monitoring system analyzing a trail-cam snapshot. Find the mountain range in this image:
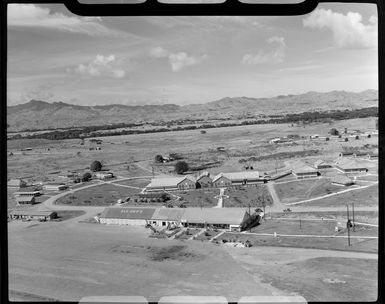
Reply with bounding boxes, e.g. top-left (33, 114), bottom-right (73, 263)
top-left (7, 90), bottom-right (378, 132)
